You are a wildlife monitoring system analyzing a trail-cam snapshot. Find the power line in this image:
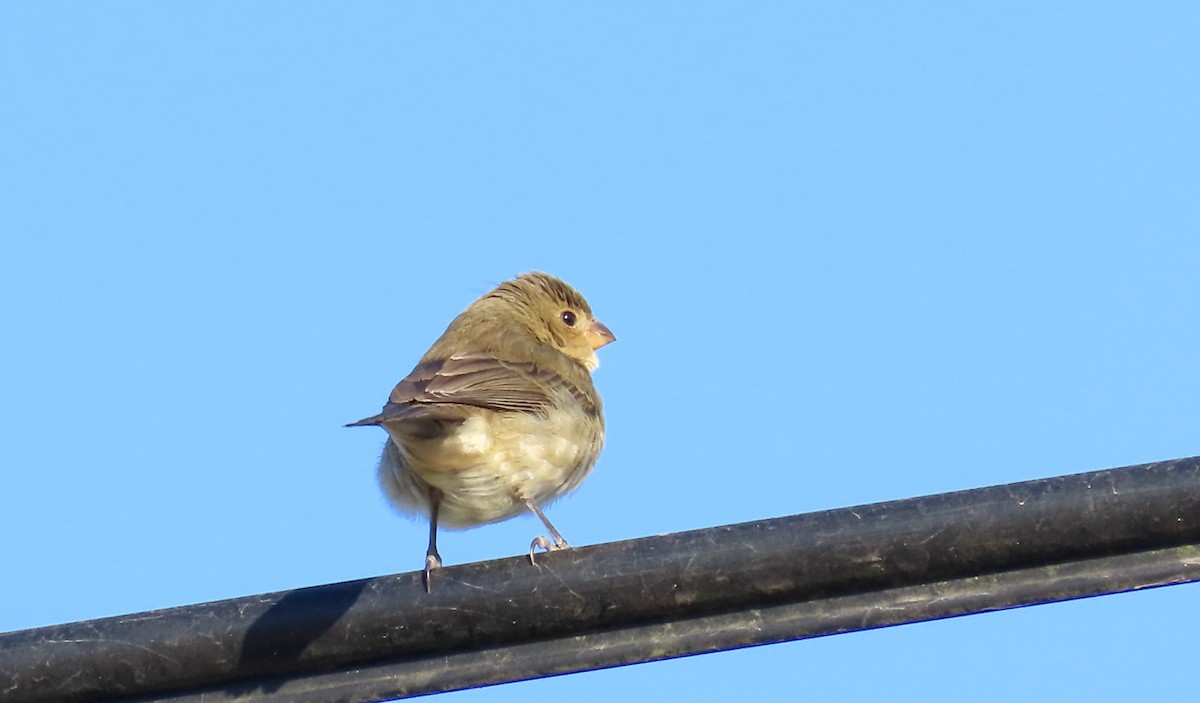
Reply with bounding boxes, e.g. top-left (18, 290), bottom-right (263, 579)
top-left (3, 456), bottom-right (1199, 703)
